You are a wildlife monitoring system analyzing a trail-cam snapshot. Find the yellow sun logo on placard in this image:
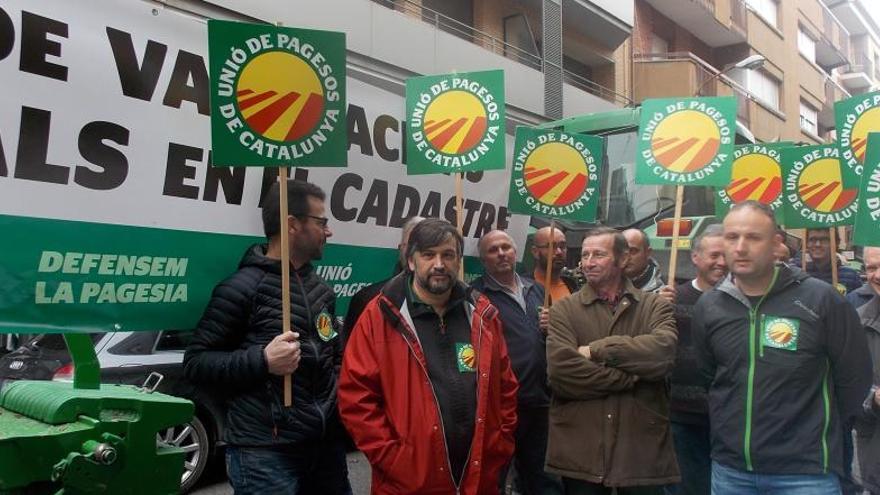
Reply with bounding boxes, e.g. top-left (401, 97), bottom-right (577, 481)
top-left (650, 110), bottom-right (721, 172)
top-left (522, 143), bottom-right (589, 207)
top-left (726, 154), bottom-right (782, 204)
top-left (796, 158), bottom-right (858, 213)
top-left (236, 51), bottom-right (325, 142)
top-left (422, 91), bottom-right (488, 154)
top-left (851, 107), bottom-right (880, 163)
